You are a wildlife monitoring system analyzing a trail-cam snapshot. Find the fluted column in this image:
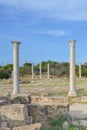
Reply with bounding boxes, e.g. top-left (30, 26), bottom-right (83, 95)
top-left (68, 40), bottom-right (77, 96)
top-left (11, 41), bottom-right (21, 94)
